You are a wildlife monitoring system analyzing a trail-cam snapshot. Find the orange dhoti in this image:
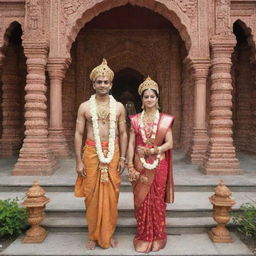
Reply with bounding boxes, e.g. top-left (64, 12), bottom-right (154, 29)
top-left (74, 139), bottom-right (120, 248)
